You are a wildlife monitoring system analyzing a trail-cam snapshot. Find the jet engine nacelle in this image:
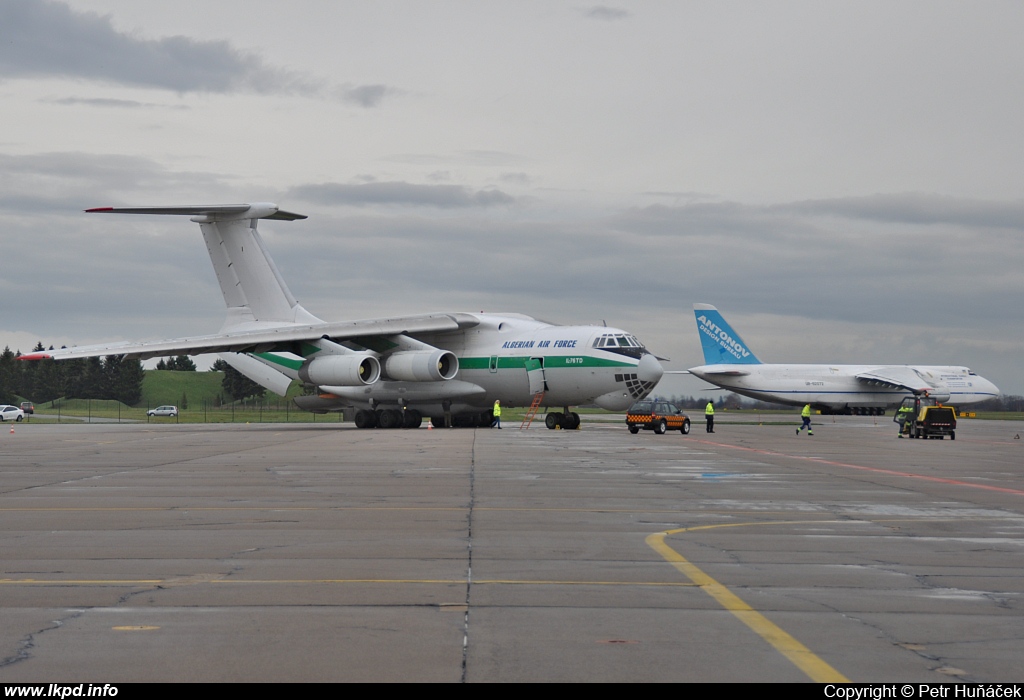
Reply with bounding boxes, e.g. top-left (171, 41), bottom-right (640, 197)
top-left (298, 354), bottom-right (381, 386)
top-left (384, 350), bottom-right (459, 382)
